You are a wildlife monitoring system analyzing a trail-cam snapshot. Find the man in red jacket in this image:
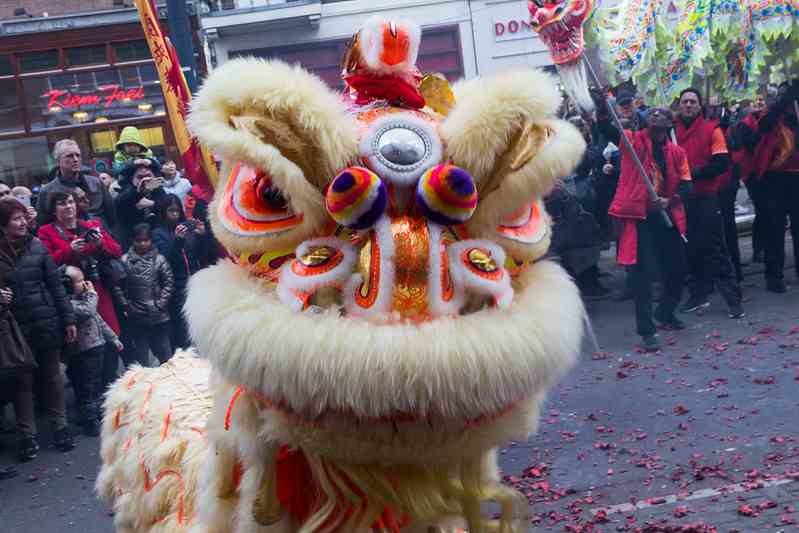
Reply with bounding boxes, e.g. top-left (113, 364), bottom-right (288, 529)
top-left (673, 89), bottom-right (744, 317)
top-left (745, 81), bottom-right (799, 293)
top-left (604, 107), bottom-right (693, 351)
